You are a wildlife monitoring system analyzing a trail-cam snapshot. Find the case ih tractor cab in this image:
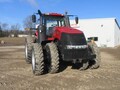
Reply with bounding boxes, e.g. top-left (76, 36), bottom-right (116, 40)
top-left (25, 10), bottom-right (101, 75)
